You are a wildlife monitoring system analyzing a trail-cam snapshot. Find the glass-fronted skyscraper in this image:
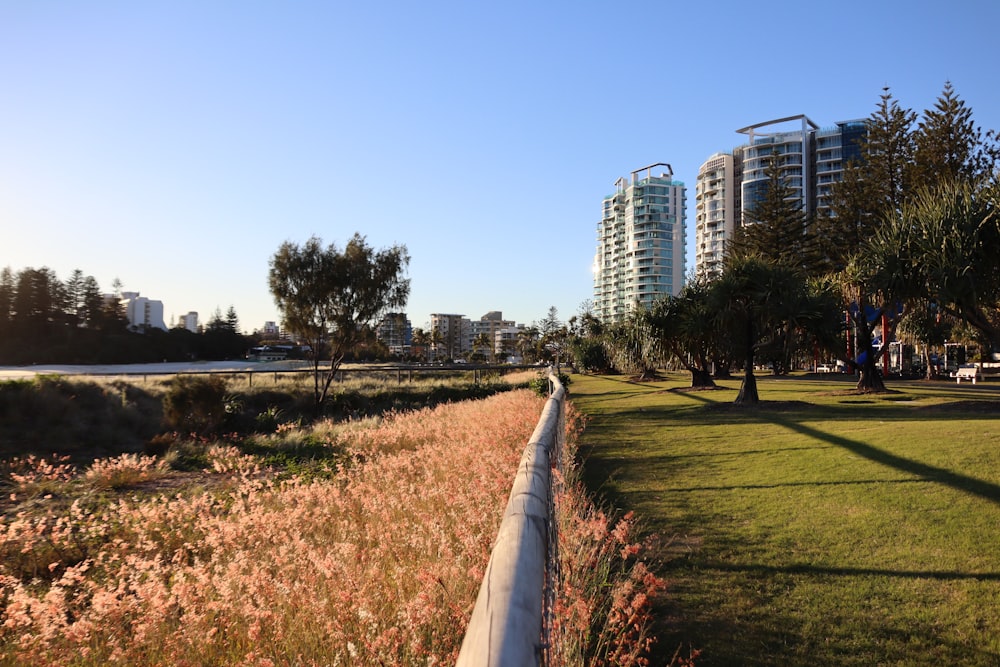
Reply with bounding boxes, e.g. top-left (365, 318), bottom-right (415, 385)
top-left (738, 115), bottom-right (819, 220)
top-left (815, 120), bottom-right (866, 215)
top-left (693, 116), bottom-right (866, 280)
top-left (593, 163), bottom-right (686, 323)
